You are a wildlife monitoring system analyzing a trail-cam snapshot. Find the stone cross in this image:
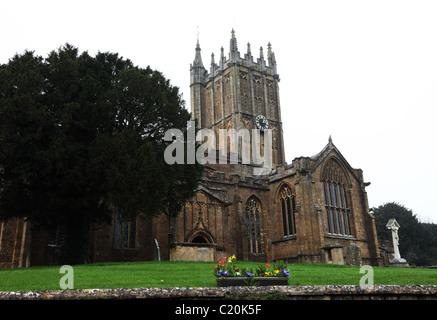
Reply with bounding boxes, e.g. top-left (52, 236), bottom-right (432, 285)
top-left (386, 218), bottom-right (402, 260)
